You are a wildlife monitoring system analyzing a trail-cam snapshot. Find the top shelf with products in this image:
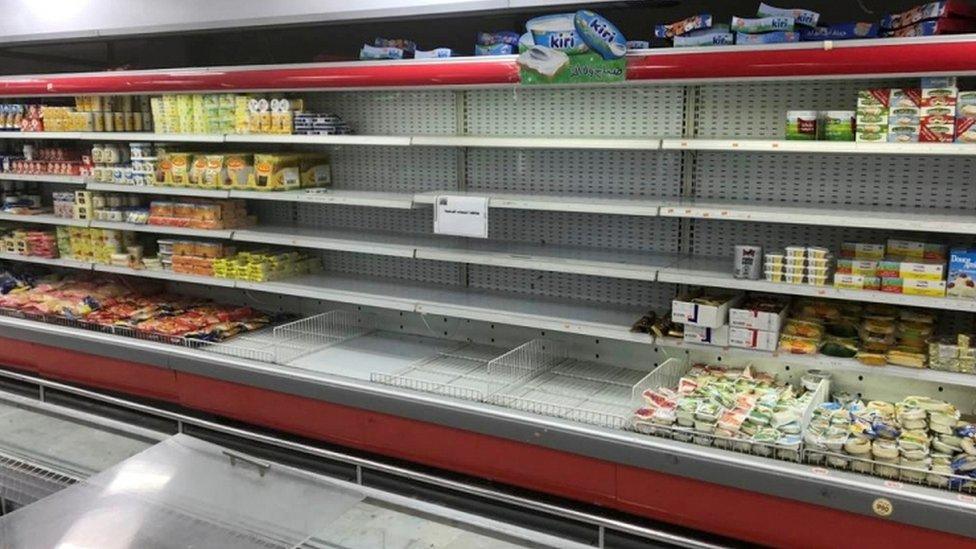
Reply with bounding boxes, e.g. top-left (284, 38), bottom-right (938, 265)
top-left (1, 36), bottom-right (976, 96)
